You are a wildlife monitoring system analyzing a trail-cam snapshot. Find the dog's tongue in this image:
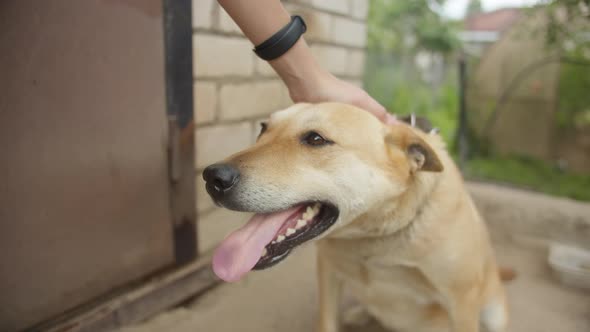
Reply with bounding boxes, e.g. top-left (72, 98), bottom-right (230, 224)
top-left (212, 206), bottom-right (301, 282)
